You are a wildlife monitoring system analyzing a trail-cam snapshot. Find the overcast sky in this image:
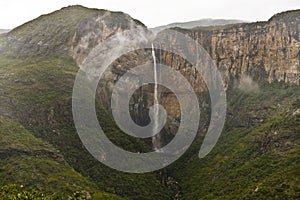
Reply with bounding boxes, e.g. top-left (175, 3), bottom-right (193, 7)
top-left (0, 0), bottom-right (299, 29)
